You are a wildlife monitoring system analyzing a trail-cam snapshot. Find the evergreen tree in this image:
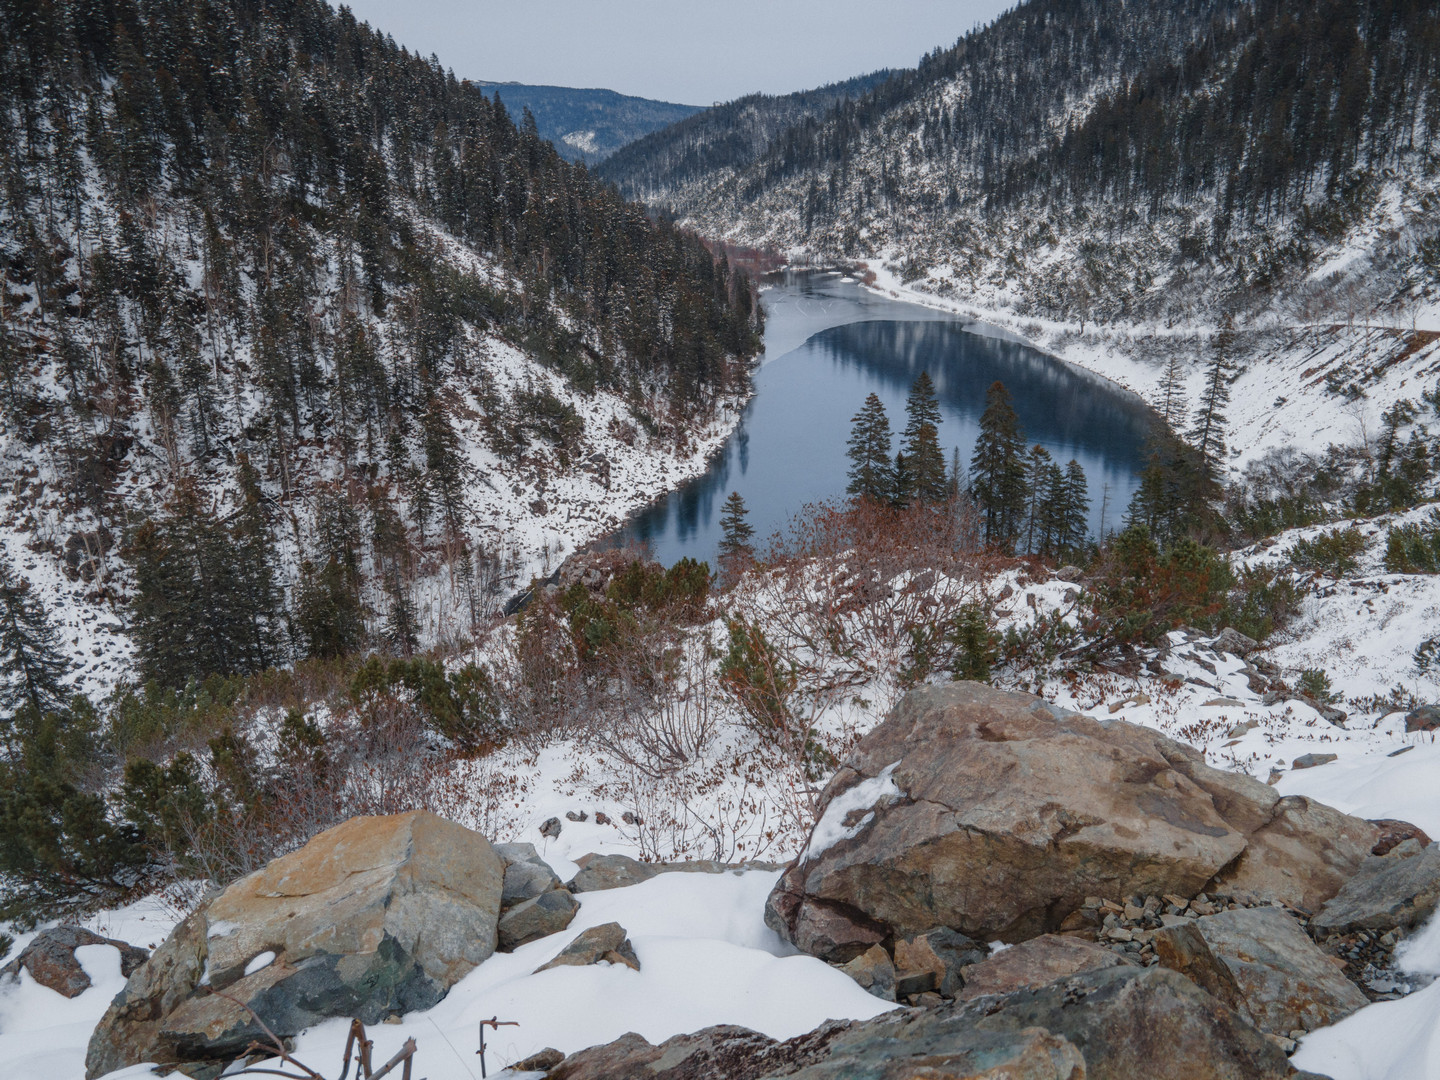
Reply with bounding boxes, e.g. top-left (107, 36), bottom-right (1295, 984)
top-left (1058, 459), bottom-right (1092, 556)
top-left (1189, 324), bottom-right (1233, 480)
top-left (1156, 353), bottom-right (1189, 429)
top-left (845, 393), bottom-right (894, 503)
top-left (1021, 444), bottom-right (1055, 554)
top-left (718, 491), bottom-right (755, 563)
top-left (969, 381), bottom-right (1029, 549)
top-left (130, 475), bottom-right (283, 688)
top-left (0, 559), bottom-right (71, 717)
top-left (295, 557), bottom-right (368, 659)
top-left (900, 373), bottom-right (947, 504)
